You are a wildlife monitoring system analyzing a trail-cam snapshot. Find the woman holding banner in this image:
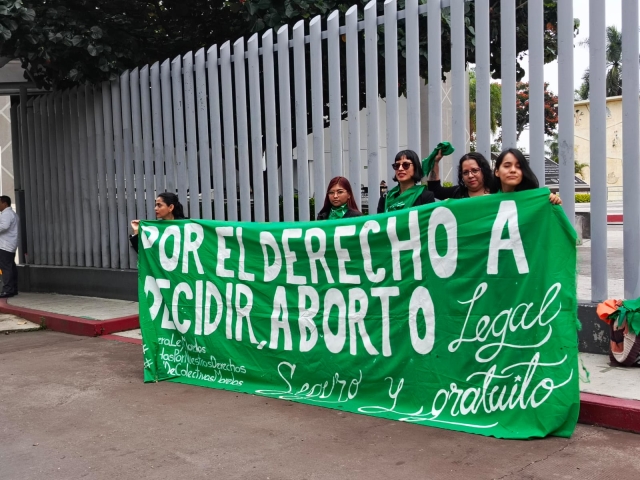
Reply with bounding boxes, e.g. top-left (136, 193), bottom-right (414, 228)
top-left (427, 152), bottom-right (494, 199)
top-left (492, 149), bottom-right (562, 205)
top-left (129, 192), bottom-right (187, 253)
top-left (316, 177), bottom-right (363, 220)
top-left (376, 149), bottom-right (435, 213)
